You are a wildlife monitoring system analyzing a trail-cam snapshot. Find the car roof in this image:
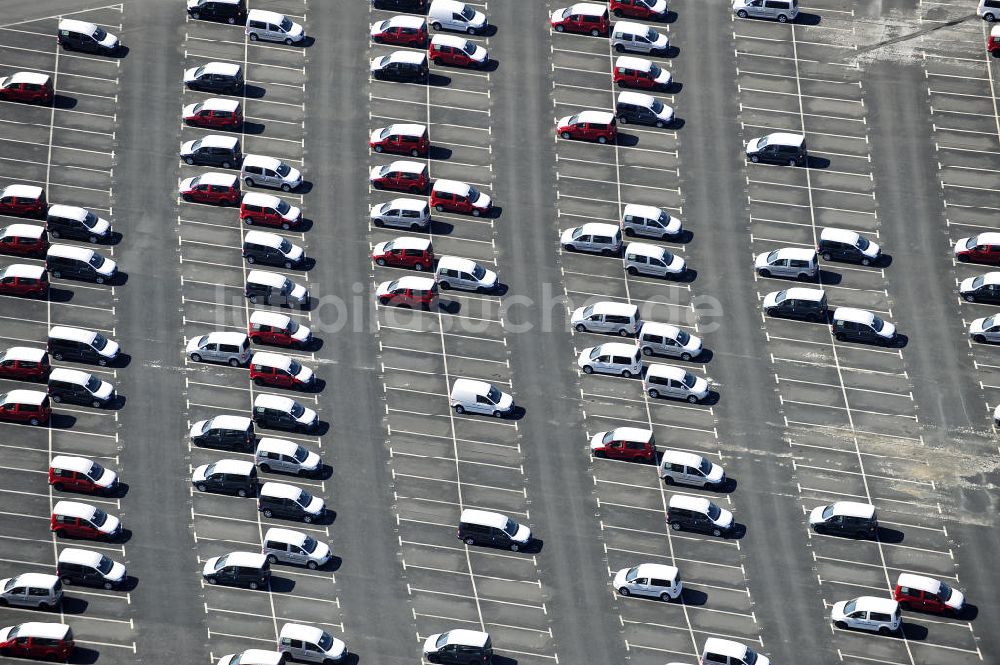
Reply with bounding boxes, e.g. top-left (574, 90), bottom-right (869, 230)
top-left (388, 50), bottom-right (427, 65)
top-left (244, 154), bottom-right (283, 169)
top-left (820, 227), bottom-right (860, 243)
top-left (974, 231), bottom-right (1000, 243)
top-left (639, 321), bottom-right (681, 337)
top-left (12, 623), bottom-right (70, 640)
top-left (279, 623), bottom-right (325, 643)
top-left (58, 547), bottom-right (104, 566)
top-left (576, 222), bottom-right (620, 235)
top-left (623, 203), bottom-right (664, 218)
top-left (252, 352), bottom-right (294, 369)
top-left (200, 62), bottom-right (242, 76)
top-left (48, 244), bottom-right (96, 261)
top-left (47, 204), bottom-right (90, 221)
top-left (993, 24), bottom-right (1000, 37)
top-left (634, 563), bottom-right (678, 578)
top-left (830, 501), bottom-right (876, 518)
top-left (590, 342), bottom-right (639, 355)
top-left (431, 33), bottom-right (472, 47)
top-left (49, 367), bottom-right (93, 384)
top-left (977, 271), bottom-right (1000, 285)
top-left (437, 255), bottom-right (480, 272)
top-left (617, 90), bottom-right (657, 106)
top-left (587, 300), bottom-right (638, 316)
top-left (832, 307), bottom-right (875, 324)
top-left (767, 132), bottom-right (806, 146)
top-left (433, 179), bottom-right (473, 195)
top-left (242, 192), bottom-right (282, 207)
top-left (2, 346), bottom-right (46, 362)
top-left (2, 223), bottom-right (45, 239)
top-left (608, 427), bottom-right (653, 442)
top-left (625, 241), bottom-right (666, 257)
top-left (247, 9), bottom-right (289, 22)
top-left (264, 527), bottom-right (308, 544)
top-left (8, 72), bottom-right (50, 86)
top-left (257, 437), bottom-right (299, 454)
top-left (442, 629), bottom-right (490, 647)
top-left (452, 378), bottom-right (492, 394)
top-left (53, 500), bottom-right (97, 518)
top-left (204, 331), bottom-right (248, 345)
top-left (896, 573), bottom-right (940, 593)
top-left (768, 247), bottom-right (816, 260)
top-left (50, 455), bottom-right (95, 473)
top-left (4, 389), bottom-right (47, 405)
top-left (703, 638), bottom-right (750, 659)
top-left (10, 573), bottom-right (59, 588)
top-left (49, 326), bottom-right (97, 343)
top-left (386, 160), bottom-right (427, 173)
top-left (196, 134), bottom-right (240, 149)
top-left (59, 19), bottom-right (99, 32)
top-left (615, 55), bottom-right (654, 71)
top-left (260, 481), bottom-right (304, 499)
top-left (852, 596), bottom-right (899, 613)
top-left (780, 287), bottom-right (825, 301)
top-left (208, 414), bottom-right (253, 429)
top-left (254, 393), bottom-right (295, 410)
top-left (195, 172), bottom-right (239, 187)
top-left (460, 508), bottom-right (508, 529)
top-left (574, 109), bottom-right (615, 124)
top-left (3, 263), bottom-right (46, 279)
top-left (385, 123), bottom-right (427, 136)
top-left (384, 197), bottom-right (428, 211)
top-left (244, 230), bottom-right (285, 248)
top-left (661, 448), bottom-right (707, 466)
top-left (646, 363), bottom-right (689, 381)
top-left (249, 310), bottom-right (292, 326)
top-left (385, 236), bottom-right (431, 251)
top-left (392, 275), bottom-right (436, 289)
top-left (207, 459), bottom-right (255, 475)
top-left (569, 2), bottom-right (608, 16)
top-left (432, 0), bottom-right (466, 10)
top-left (200, 98), bottom-right (241, 112)
top-left (1, 184), bottom-right (43, 198)
top-left (233, 651), bottom-right (285, 665)
top-left (247, 270), bottom-right (288, 287)
top-left (386, 15), bottom-right (427, 28)
top-left (224, 551), bottom-right (268, 568)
